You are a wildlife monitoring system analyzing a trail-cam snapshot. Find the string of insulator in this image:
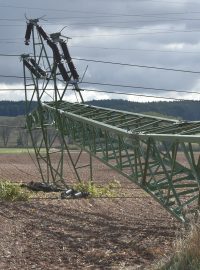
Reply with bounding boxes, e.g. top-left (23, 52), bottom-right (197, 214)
top-left (47, 38), bottom-right (72, 81)
top-left (58, 62), bottom-right (70, 81)
top-left (24, 22), bottom-right (79, 82)
top-left (47, 40), bottom-right (61, 63)
top-left (59, 41), bottom-right (71, 63)
top-left (36, 25), bottom-right (48, 40)
top-left (59, 40), bottom-right (79, 80)
top-left (68, 61), bottom-right (79, 80)
top-left (23, 59), bottom-right (41, 78)
top-left (30, 59), bottom-right (47, 77)
top-left (25, 22), bottom-right (33, 45)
